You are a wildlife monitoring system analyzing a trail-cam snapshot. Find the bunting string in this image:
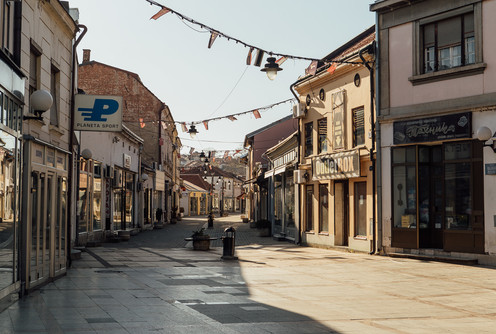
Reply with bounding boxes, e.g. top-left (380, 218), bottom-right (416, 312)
top-left (145, 0), bottom-right (370, 66)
